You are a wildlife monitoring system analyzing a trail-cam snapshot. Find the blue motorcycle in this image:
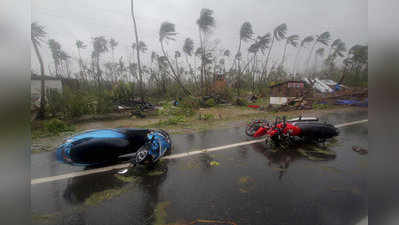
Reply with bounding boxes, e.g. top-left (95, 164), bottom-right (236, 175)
top-left (56, 128), bottom-right (172, 166)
